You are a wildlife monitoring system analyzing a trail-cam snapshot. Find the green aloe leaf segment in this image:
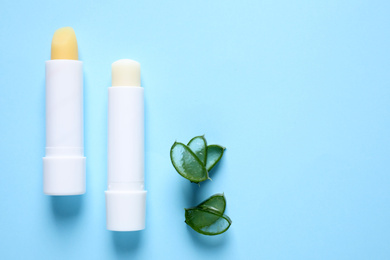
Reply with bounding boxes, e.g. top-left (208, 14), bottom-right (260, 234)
top-left (187, 136), bottom-right (207, 165)
top-left (198, 193), bottom-right (226, 214)
top-left (170, 142), bottom-right (208, 183)
top-left (206, 145), bottom-right (225, 172)
top-left (170, 135), bottom-right (225, 183)
top-left (185, 193), bottom-right (232, 236)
